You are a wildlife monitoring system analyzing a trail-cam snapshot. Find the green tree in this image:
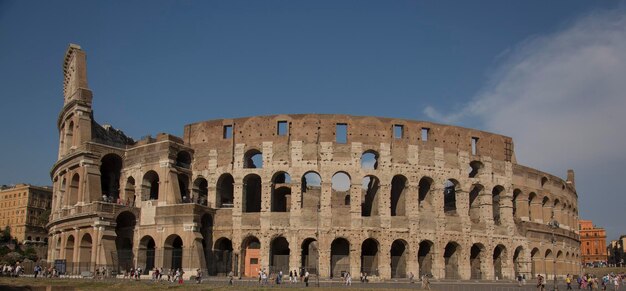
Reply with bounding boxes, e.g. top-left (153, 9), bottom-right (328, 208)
top-left (0, 226), bottom-right (10, 243)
